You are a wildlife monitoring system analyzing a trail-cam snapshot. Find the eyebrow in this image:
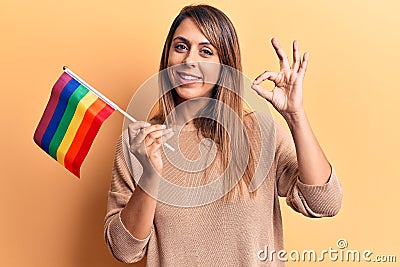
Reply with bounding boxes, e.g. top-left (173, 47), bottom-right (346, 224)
top-left (172, 36), bottom-right (211, 46)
